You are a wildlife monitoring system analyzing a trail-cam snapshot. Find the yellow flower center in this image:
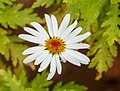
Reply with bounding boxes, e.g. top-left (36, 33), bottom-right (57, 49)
top-left (45, 37), bottom-right (65, 55)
